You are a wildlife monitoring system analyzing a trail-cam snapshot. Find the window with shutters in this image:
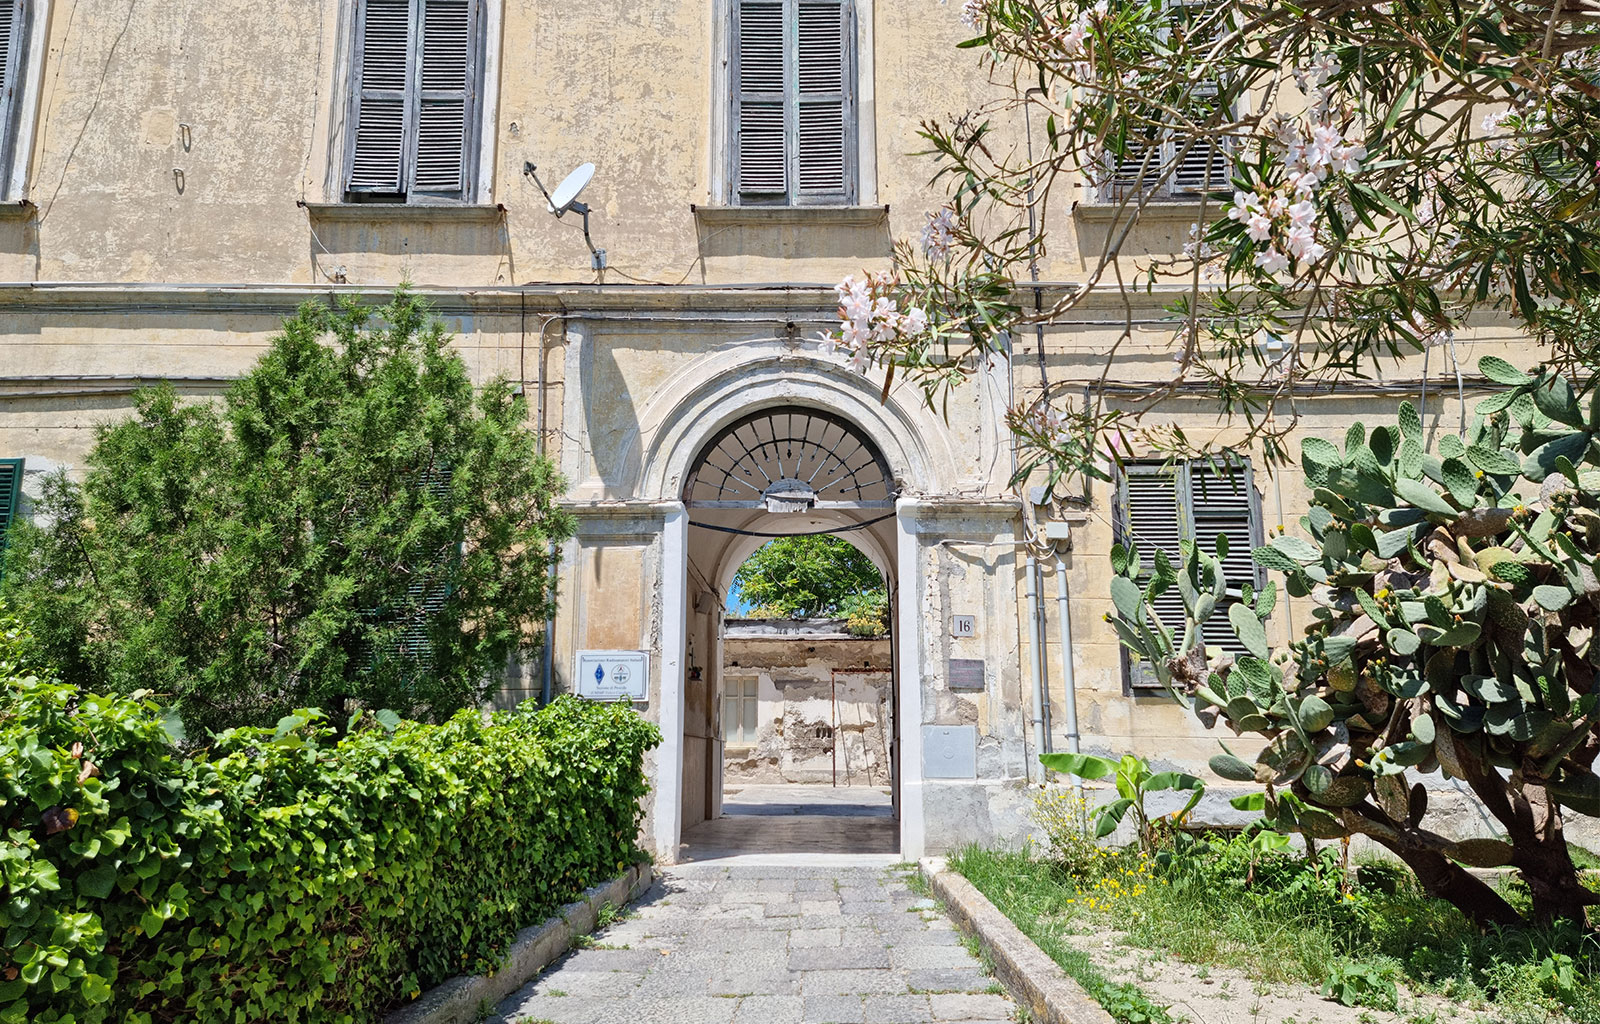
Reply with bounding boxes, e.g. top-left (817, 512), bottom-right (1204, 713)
top-left (0, 459), bottom-right (21, 581)
top-left (730, 0), bottom-right (857, 206)
top-left (343, 0), bottom-right (484, 204)
top-left (1099, 2), bottom-right (1231, 202)
top-left (723, 675), bottom-right (761, 745)
top-left (1115, 458), bottom-right (1263, 692)
top-left (0, 0), bottom-right (31, 187)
